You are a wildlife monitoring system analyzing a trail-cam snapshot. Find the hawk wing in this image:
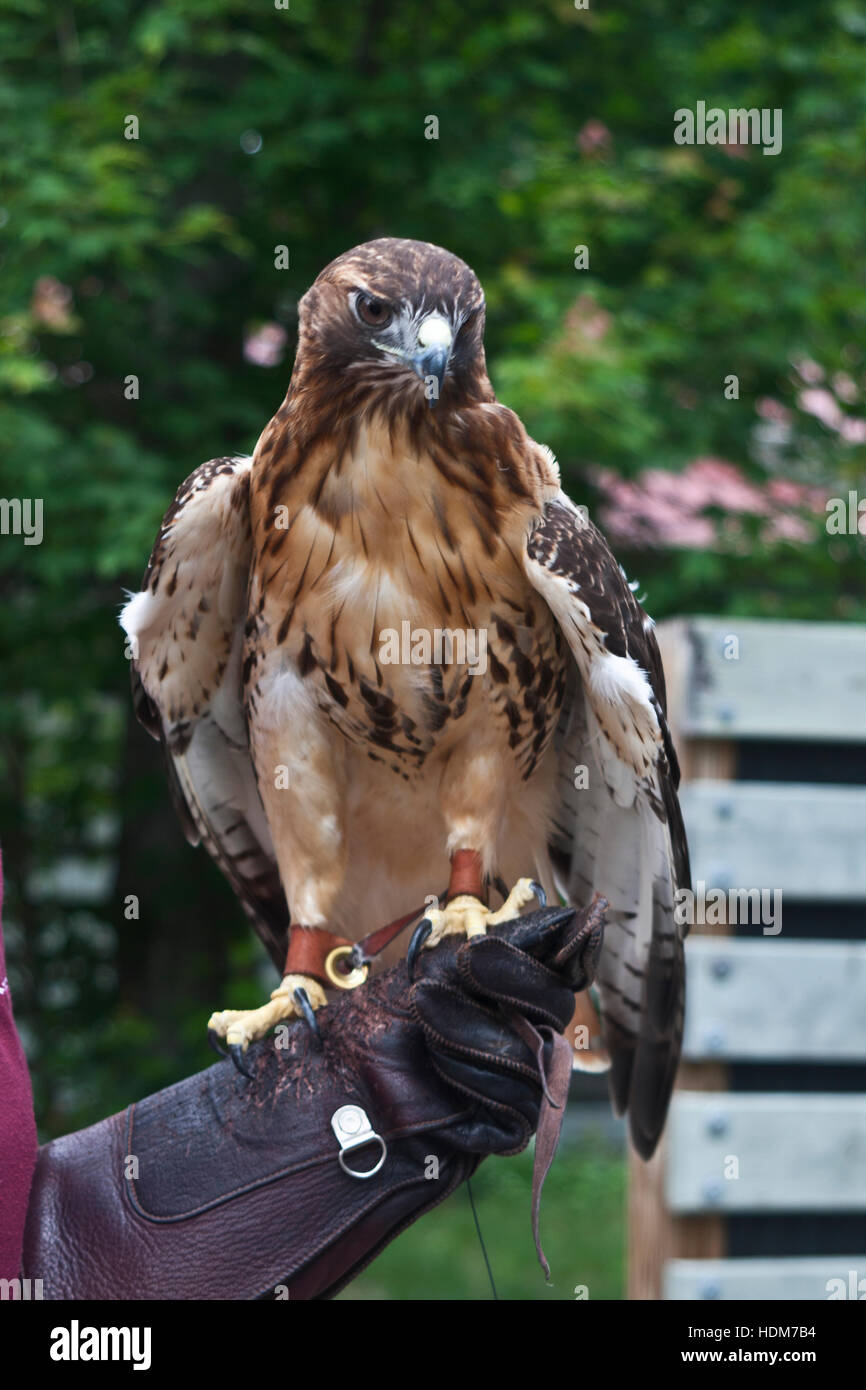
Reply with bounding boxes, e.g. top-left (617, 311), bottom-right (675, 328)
top-left (523, 491), bottom-right (690, 1159)
top-left (120, 457), bottom-right (288, 971)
